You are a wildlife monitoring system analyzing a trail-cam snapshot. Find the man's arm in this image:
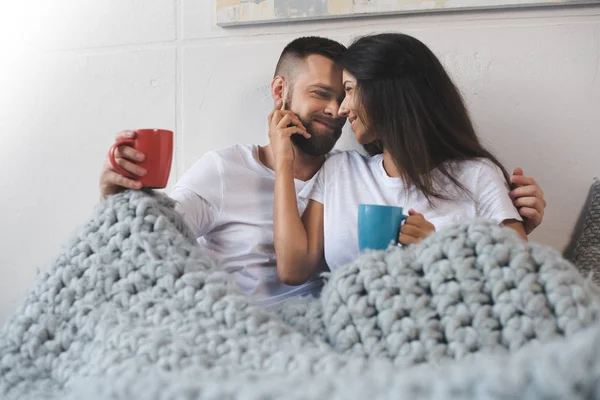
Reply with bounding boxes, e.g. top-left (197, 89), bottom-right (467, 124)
top-left (510, 168), bottom-right (547, 235)
top-left (99, 132), bottom-right (222, 237)
top-left (169, 186), bottom-right (217, 238)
